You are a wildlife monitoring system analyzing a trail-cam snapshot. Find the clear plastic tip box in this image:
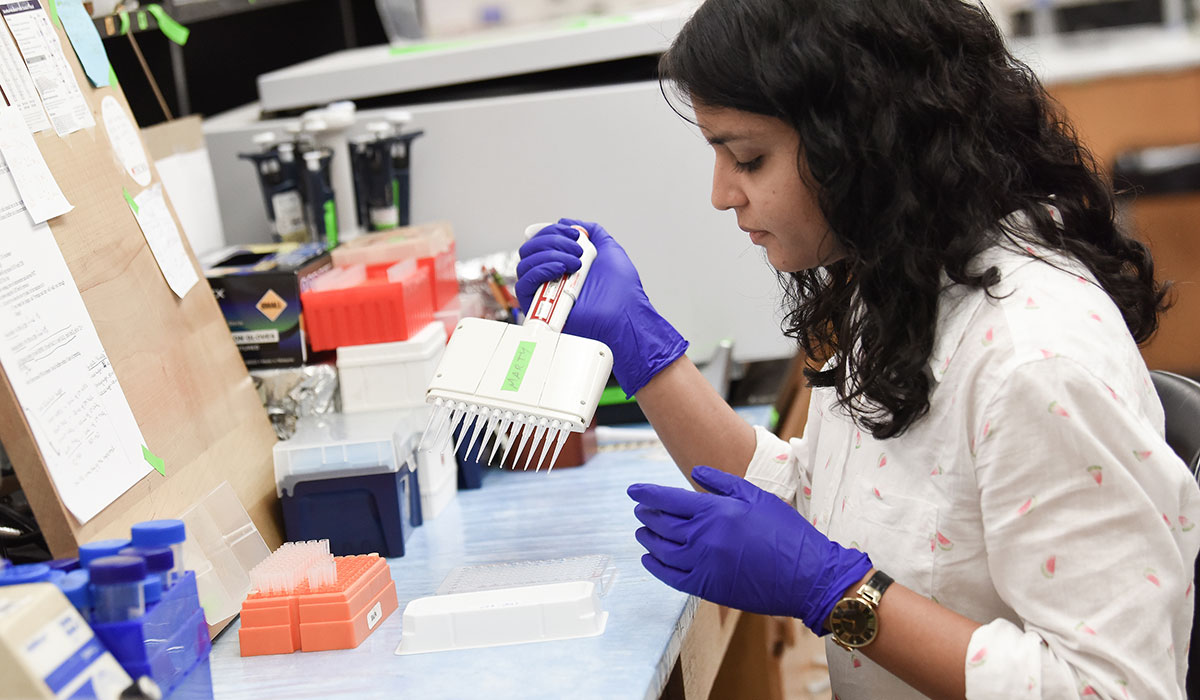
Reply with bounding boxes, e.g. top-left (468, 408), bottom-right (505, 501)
top-left (274, 412), bottom-right (423, 558)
